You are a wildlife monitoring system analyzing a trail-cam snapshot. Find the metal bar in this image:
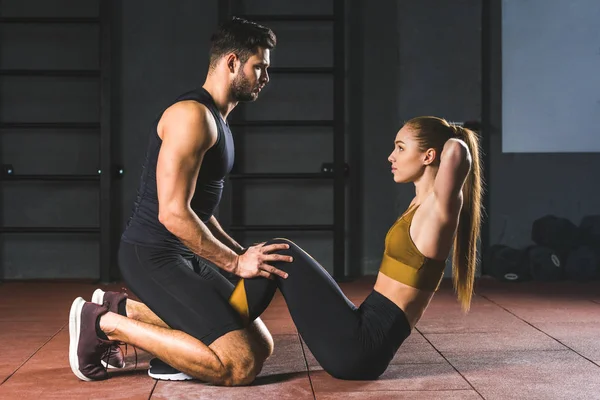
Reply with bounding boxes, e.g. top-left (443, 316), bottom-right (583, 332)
top-left (235, 14), bottom-right (334, 22)
top-left (268, 67), bottom-right (334, 74)
top-left (229, 173), bottom-right (333, 180)
top-left (229, 224), bottom-right (334, 232)
top-left (0, 69), bottom-right (100, 77)
top-left (333, 0), bottom-right (346, 280)
top-left (0, 174), bottom-right (100, 182)
top-left (0, 122), bottom-right (100, 129)
top-left (228, 120), bottom-right (334, 127)
top-left (99, 0), bottom-right (112, 283)
top-left (0, 17), bottom-right (100, 24)
top-left (216, 0), bottom-right (235, 235)
top-left (346, 0), bottom-right (364, 280)
top-left (481, 0), bottom-right (493, 275)
top-left (0, 227), bottom-right (100, 233)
